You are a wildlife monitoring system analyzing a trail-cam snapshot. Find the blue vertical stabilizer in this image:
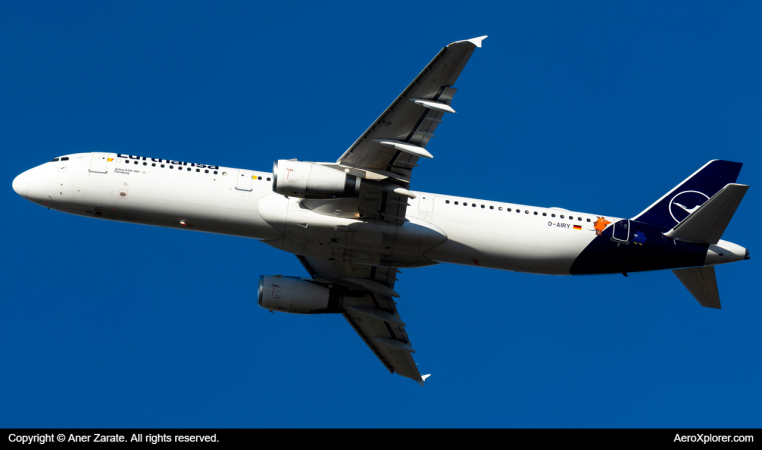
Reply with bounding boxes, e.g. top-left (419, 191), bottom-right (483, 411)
top-left (631, 160), bottom-right (743, 229)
